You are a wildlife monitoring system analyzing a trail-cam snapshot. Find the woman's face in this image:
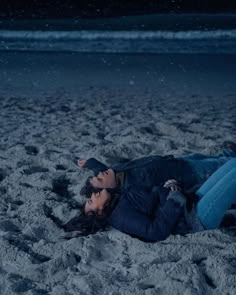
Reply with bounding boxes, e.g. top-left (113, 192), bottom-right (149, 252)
top-left (90, 168), bottom-right (116, 189)
top-left (84, 189), bottom-right (111, 214)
